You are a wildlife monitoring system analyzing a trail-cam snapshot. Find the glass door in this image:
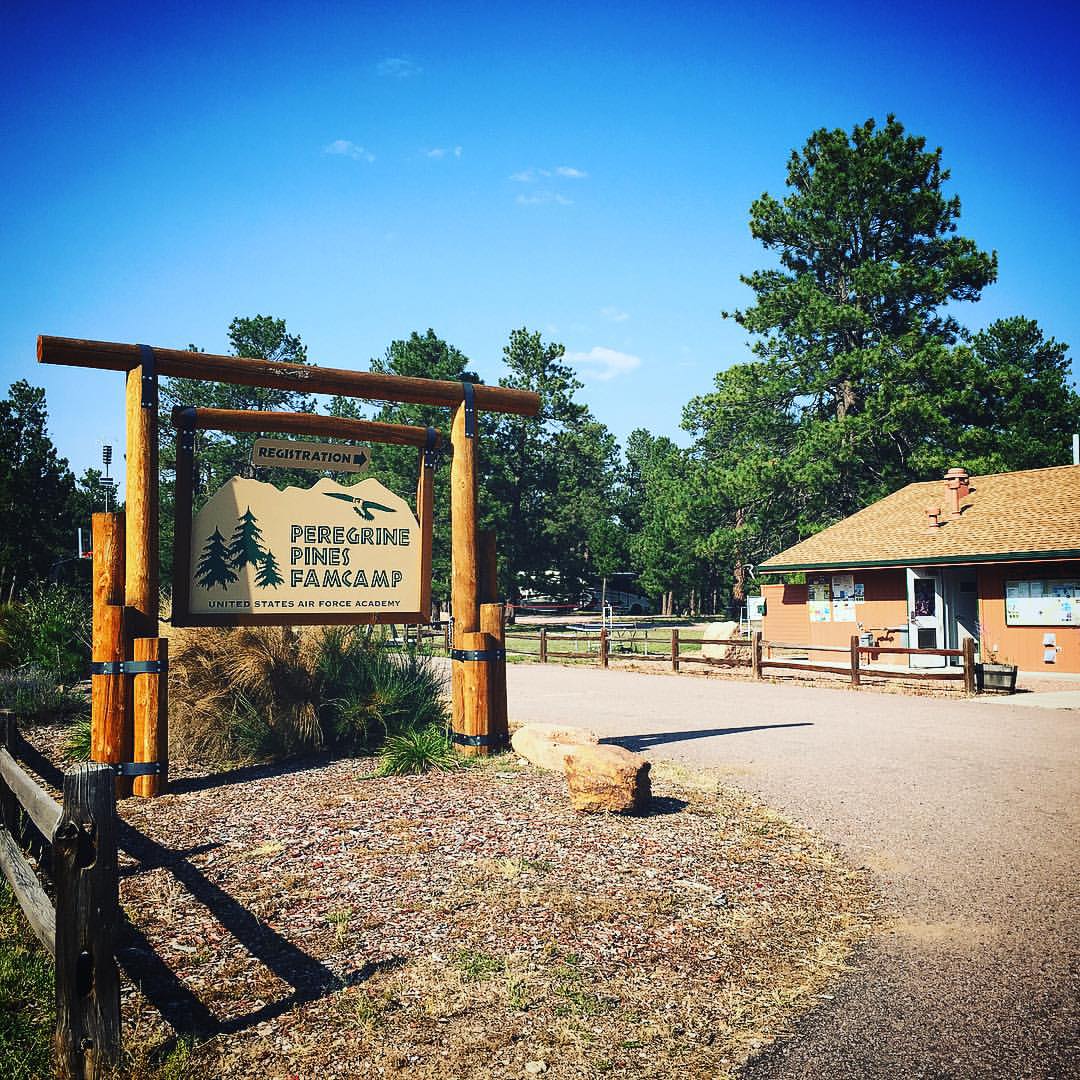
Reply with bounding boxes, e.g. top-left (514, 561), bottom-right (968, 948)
top-left (907, 568), bottom-right (945, 668)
